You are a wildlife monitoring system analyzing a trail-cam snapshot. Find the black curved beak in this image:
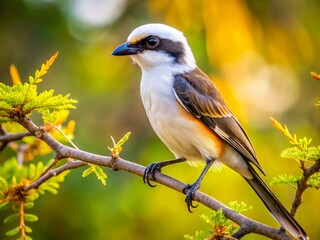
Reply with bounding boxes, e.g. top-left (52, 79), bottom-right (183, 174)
top-left (111, 42), bottom-right (141, 56)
